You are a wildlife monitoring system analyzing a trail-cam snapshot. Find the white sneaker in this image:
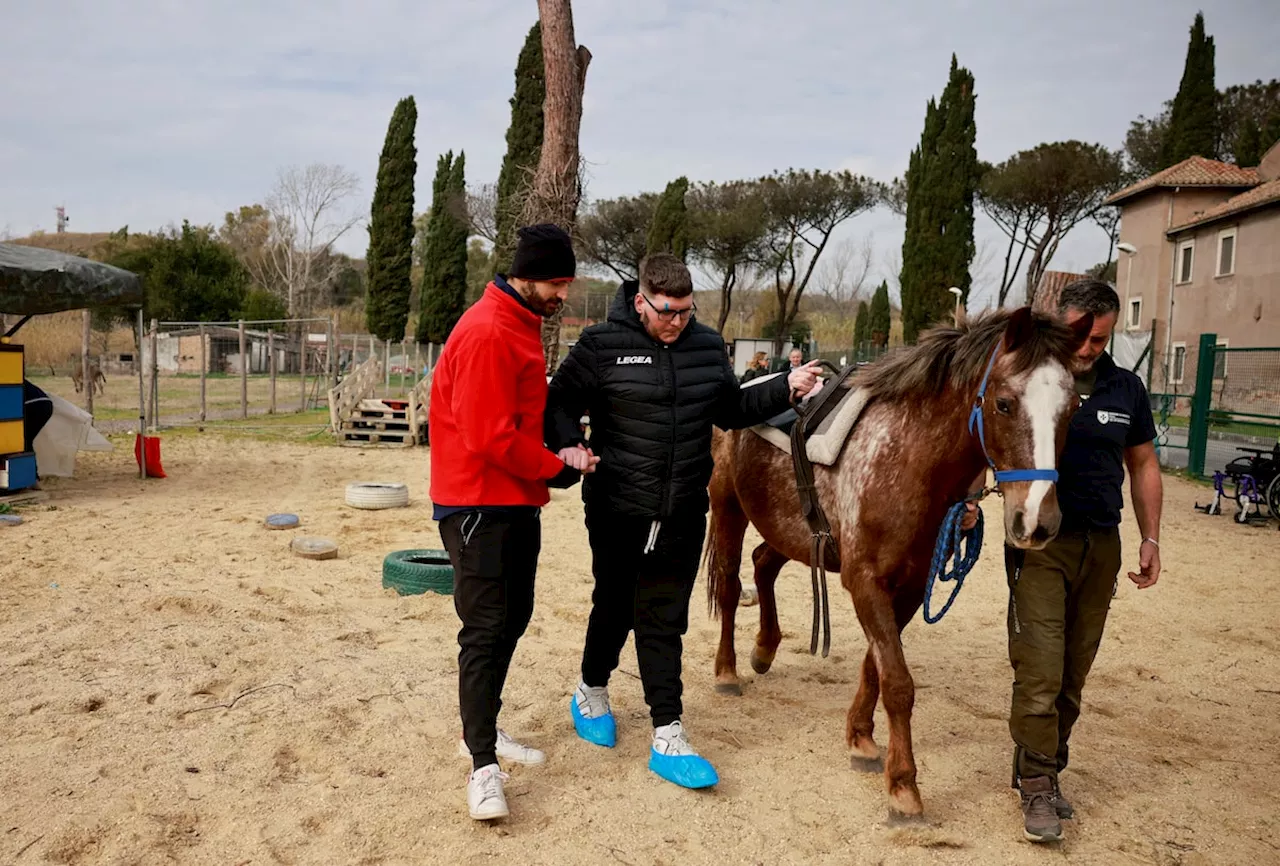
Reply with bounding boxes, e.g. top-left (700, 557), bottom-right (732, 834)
top-left (458, 729), bottom-right (546, 765)
top-left (574, 682), bottom-right (612, 718)
top-left (467, 763), bottom-right (510, 821)
top-left (652, 720), bottom-right (698, 756)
